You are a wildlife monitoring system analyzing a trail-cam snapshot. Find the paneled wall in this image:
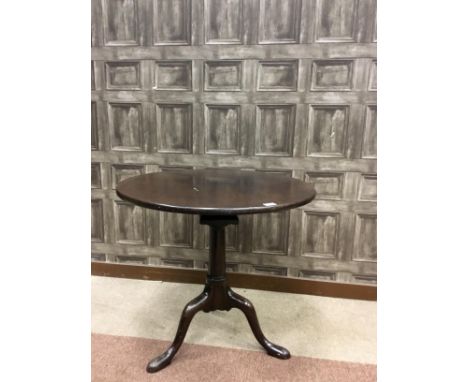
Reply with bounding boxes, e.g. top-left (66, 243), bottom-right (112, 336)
top-left (91, 0), bottom-right (377, 284)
